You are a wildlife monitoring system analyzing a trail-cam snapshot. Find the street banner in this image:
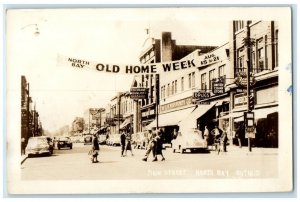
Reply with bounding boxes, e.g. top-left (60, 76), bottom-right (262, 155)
top-left (57, 52), bottom-right (220, 75)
